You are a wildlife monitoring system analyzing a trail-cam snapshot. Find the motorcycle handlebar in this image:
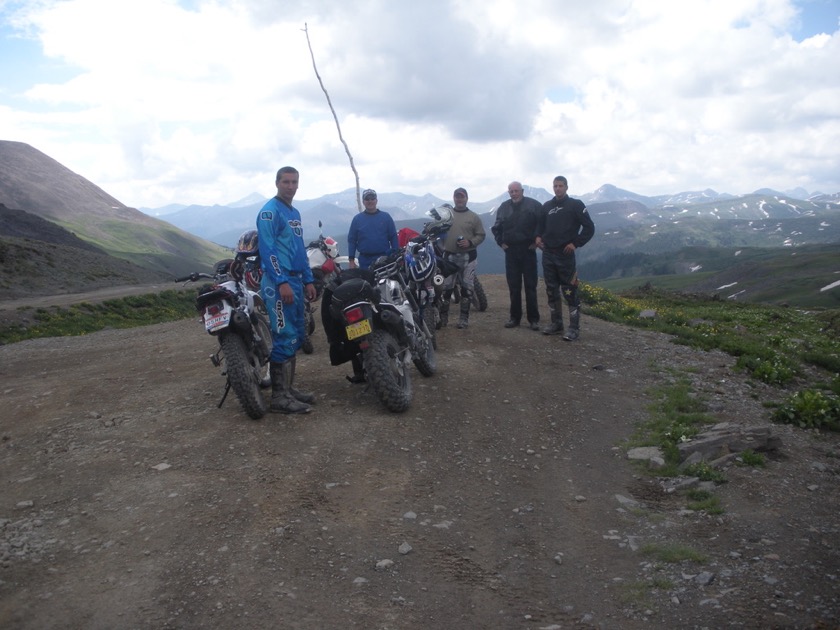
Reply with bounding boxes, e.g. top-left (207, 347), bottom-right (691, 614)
top-left (174, 272), bottom-right (214, 283)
